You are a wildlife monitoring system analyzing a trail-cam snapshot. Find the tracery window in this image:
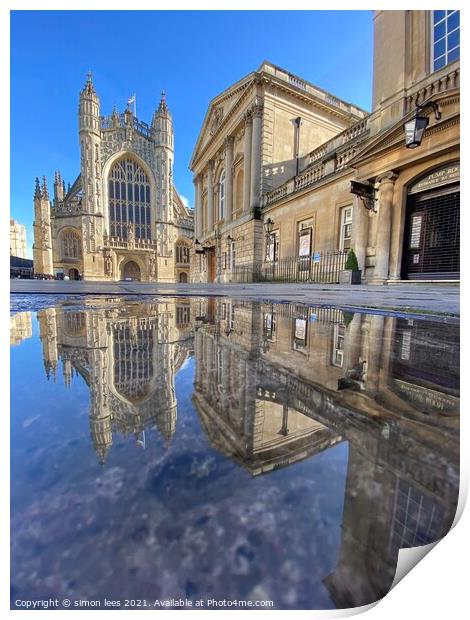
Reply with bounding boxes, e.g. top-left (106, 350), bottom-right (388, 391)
top-left (176, 243), bottom-right (190, 264)
top-left (113, 324), bottom-right (153, 402)
top-left (62, 229), bottom-right (82, 258)
top-left (108, 158), bottom-right (151, 240)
